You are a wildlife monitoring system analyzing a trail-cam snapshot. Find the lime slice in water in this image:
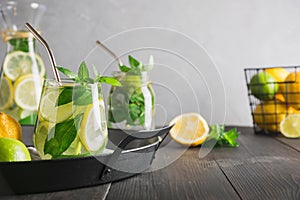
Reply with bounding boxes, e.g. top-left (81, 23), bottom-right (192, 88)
top-left (14, 75), bottom-right (43, 111)
top-left (0, 76), bottom-right (13, 109)
top-left (33, 121), bottom-right (52, 159)
top-left (79, 102), bottom-right (108, 152)
top-left (39, 89), bottom-right (74, 123)
top-left (3, 51), bottom-right (45, 81)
